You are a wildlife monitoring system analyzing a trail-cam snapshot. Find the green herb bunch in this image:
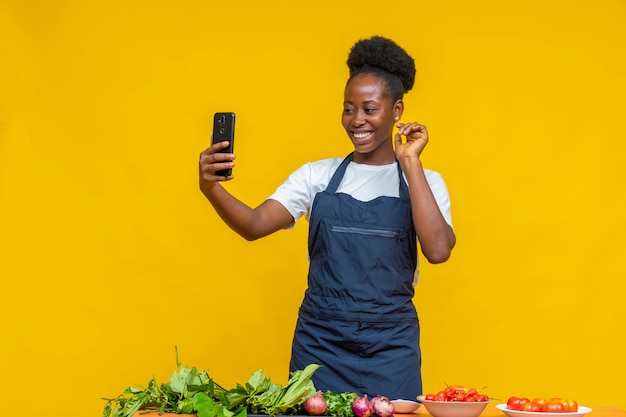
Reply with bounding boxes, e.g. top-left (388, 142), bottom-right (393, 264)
top-left (225, 364), bottom-right (321, 416)
top-left (102, 349), bottom-right (236, 417)
top-left (102, 350), bottom-right (322, 417)
top-left (323, 391), bottom-right (358, 417)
